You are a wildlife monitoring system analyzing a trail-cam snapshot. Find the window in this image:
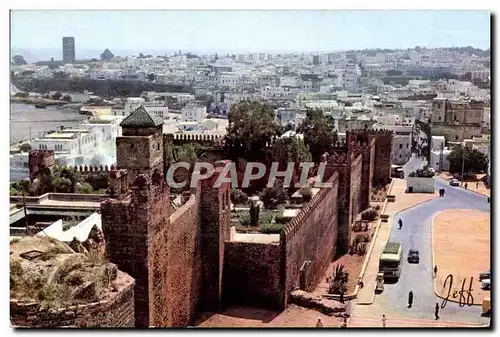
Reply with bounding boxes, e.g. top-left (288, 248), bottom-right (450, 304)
top-left (102, 128), bottom-right (105, 133)
top-left (438, 116), bottom-right (442, 121)
top-left (455, 136), bottom-right (459, 140)
top-left (399, 144), bottom-right (403, 149)
top-left (406, 144), bottom-right (409, 148)
top-left (131, 143), bottom-right (134, 149)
